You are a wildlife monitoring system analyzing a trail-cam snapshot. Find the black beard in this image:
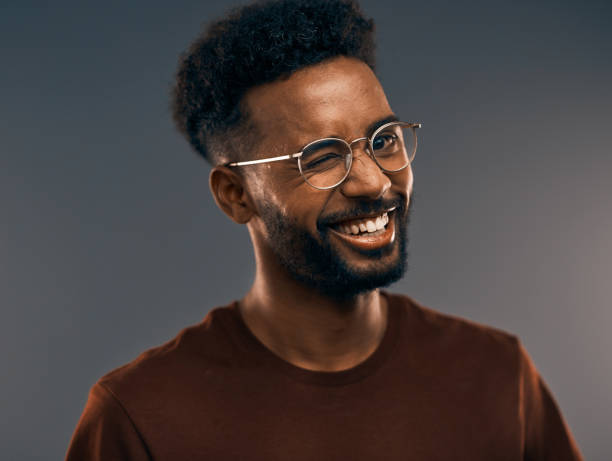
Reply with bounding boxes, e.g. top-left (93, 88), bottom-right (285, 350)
top-left (258, 195), bottom-right (413, 302)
